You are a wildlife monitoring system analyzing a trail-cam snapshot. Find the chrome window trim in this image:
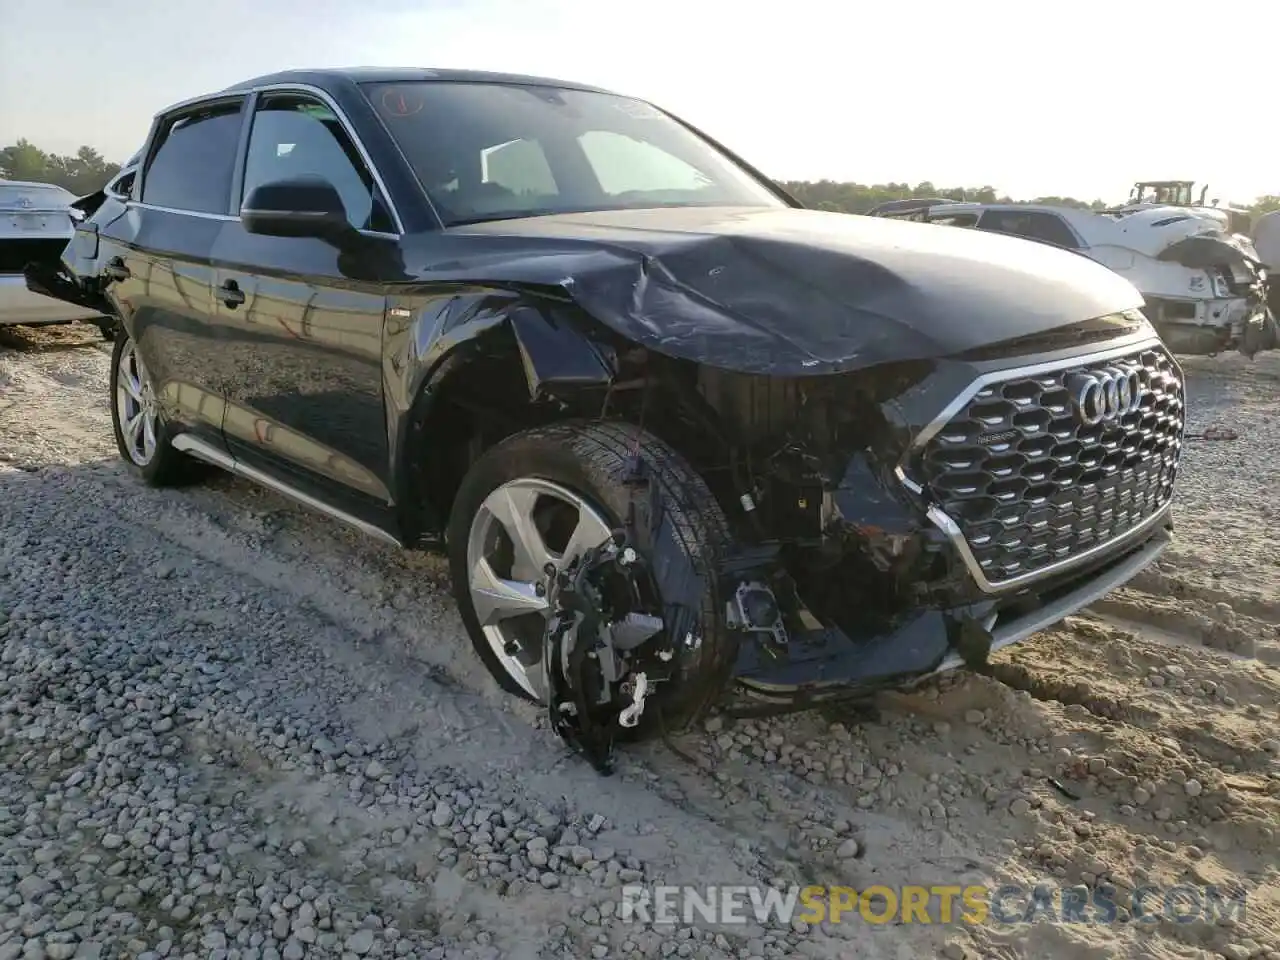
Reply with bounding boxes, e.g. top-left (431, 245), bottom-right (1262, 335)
top-left (897, 332), bottom-right (1184, 594)
top-left (128, 201), bottom-right (238, 221)
top-left (126, 201), bottom-right (401, 242)
top-left (246, 82), bottom-right (406, 235)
